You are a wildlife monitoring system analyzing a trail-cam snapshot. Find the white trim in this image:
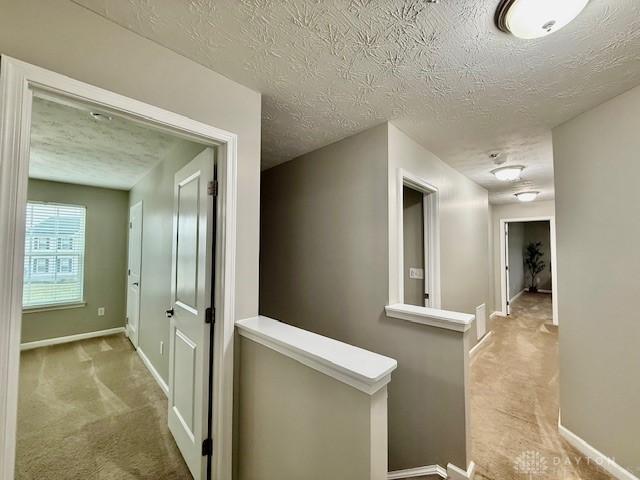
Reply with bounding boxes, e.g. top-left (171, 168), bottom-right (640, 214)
top-left (385, 303), bottom-right (474, 332)
top-left (22, 302), bottom-right (86, 314)
top-left (447, 461), bottom-right (476, 480)
top-left (137, 347), bottom-right (169, 396)
top-left (499, 216), bottom-right (558, 325)
top-left (469, 330), bottom-right (494, 356)
top-left (20, 327), bottom-right (125, 351)
top-left (394, 168), bottom-right (441, 309)
top-left (0, 55), bottom-right (238, 480)
top-left (236, 316), bottom-right (398, 395)
top-left (388, 464), bottom-right (447, 479)
top-left (490, 311), bottom-right (503, 318)
top-left (558, 421), bottom-right (639, 480)
top-left (510, 288), bottom-right (526, 303)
